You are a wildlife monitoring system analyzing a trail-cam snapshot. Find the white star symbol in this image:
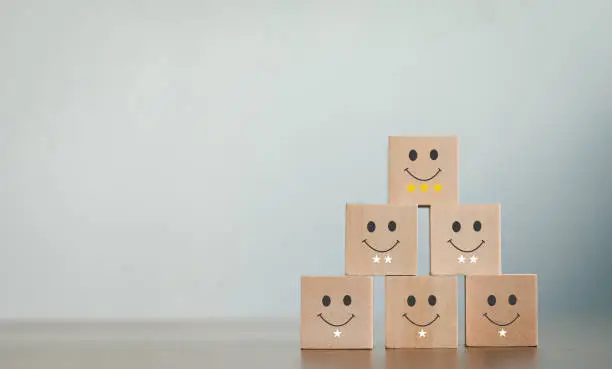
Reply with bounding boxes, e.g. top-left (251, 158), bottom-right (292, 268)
top-left (417, 329), bottom-right (427, 338)
top-left (333, 329), bottom-right (342, 338)
top-left (385, 255), bottom-right (392, 263)
top-left (470, 255), bottom-right (478, 263)
top-left (372, 254), bottom-right (380, 263)
top-left (457, 255), bottom-right (466, 263)
top-left (498, 328), bottom-right (507, 337)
